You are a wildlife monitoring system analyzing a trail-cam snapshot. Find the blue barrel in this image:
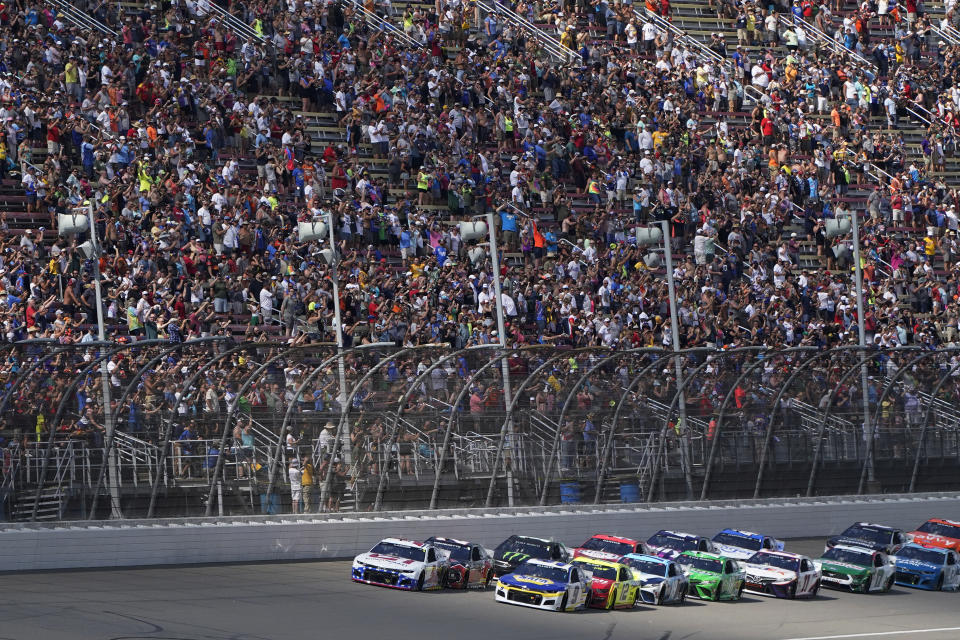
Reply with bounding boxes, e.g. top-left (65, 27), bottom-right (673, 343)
top-left (260, 493), bottom-right (280, 515)
top-left (560, 482), bottom-right (581, 504)
top-left (620, 482), bottom-right (640, 503)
